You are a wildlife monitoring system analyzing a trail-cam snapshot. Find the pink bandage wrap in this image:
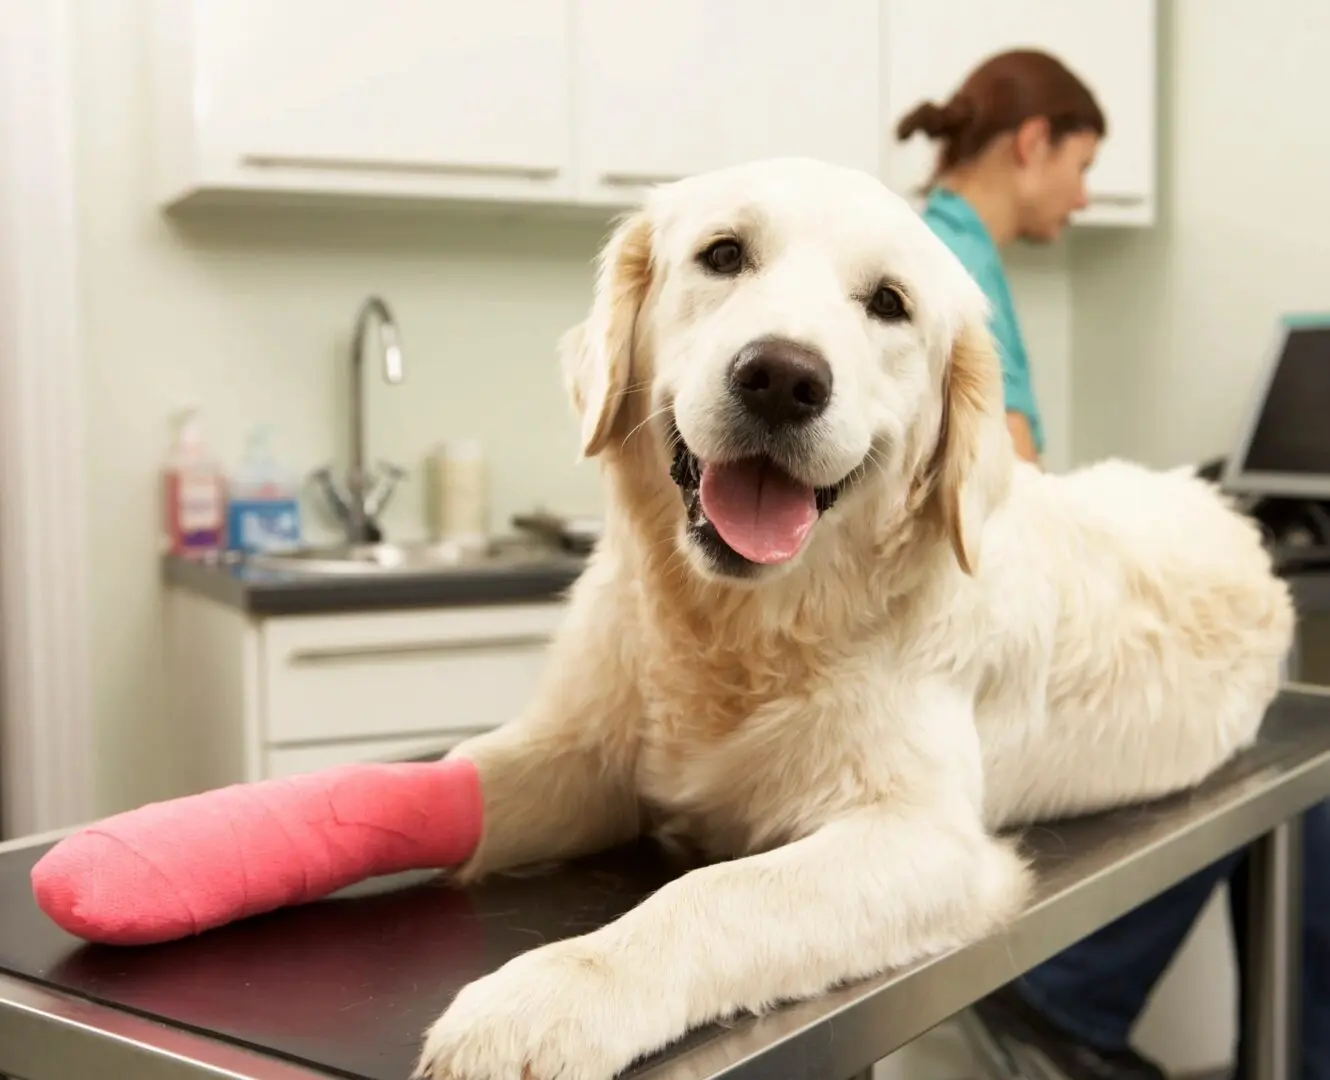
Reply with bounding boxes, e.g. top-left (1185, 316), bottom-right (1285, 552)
top-left (30, 758), bottom-right (483, 946)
